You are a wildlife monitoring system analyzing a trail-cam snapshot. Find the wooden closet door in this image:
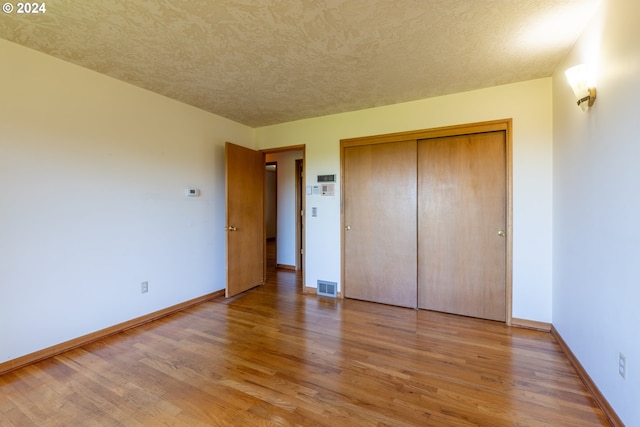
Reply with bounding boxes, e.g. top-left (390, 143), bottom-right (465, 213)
top-left (418, 132), bottom-right (506, 321)
top-left (344, 140), bottom-right (417, 308)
